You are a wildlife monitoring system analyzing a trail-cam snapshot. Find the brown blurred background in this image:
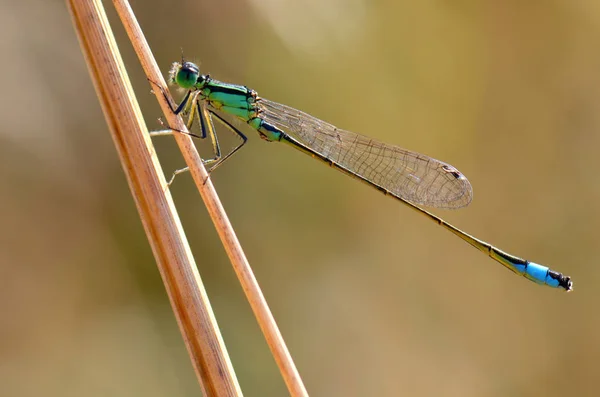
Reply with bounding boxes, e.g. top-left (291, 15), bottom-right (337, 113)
top-left (1, 0), bottom-right (597, 396)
